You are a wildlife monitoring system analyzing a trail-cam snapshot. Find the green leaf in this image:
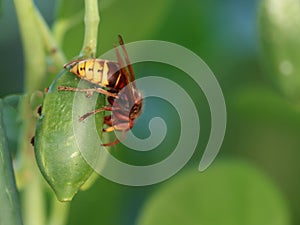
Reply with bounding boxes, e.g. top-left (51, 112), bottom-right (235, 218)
top-left (2, 95), bottom-right (22, 155)
top-left (226, 86), bottom-right (300, 224)
top-left (0, 99), bottom-right (23, 225)
top-left (259, 0), bottom-right (300, 102)
top-left (33, 70), bottom-right (105, 202)
top-left (136, 160), bottom-right (290, 225)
